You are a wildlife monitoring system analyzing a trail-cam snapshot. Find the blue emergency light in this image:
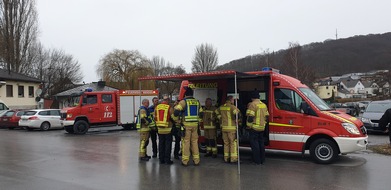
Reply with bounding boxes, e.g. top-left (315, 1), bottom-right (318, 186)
top-left (262, 67), bottom-right (280, 73)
